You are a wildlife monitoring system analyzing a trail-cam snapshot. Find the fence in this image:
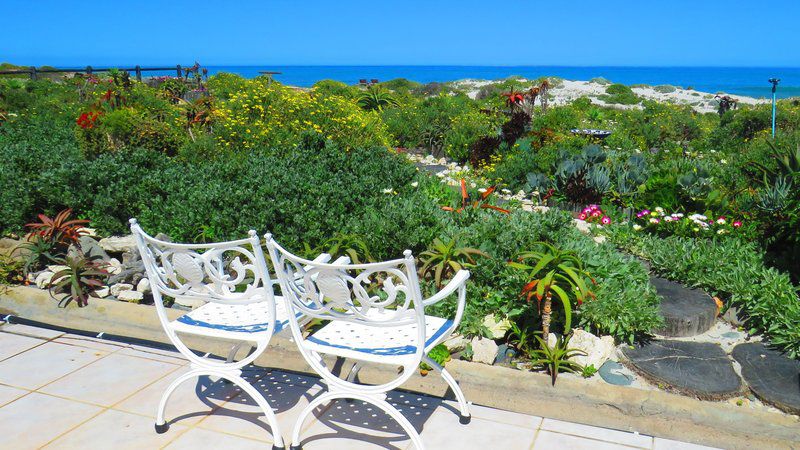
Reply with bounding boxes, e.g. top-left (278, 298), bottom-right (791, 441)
top-left (0, 65), bottom-right (201, 82)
